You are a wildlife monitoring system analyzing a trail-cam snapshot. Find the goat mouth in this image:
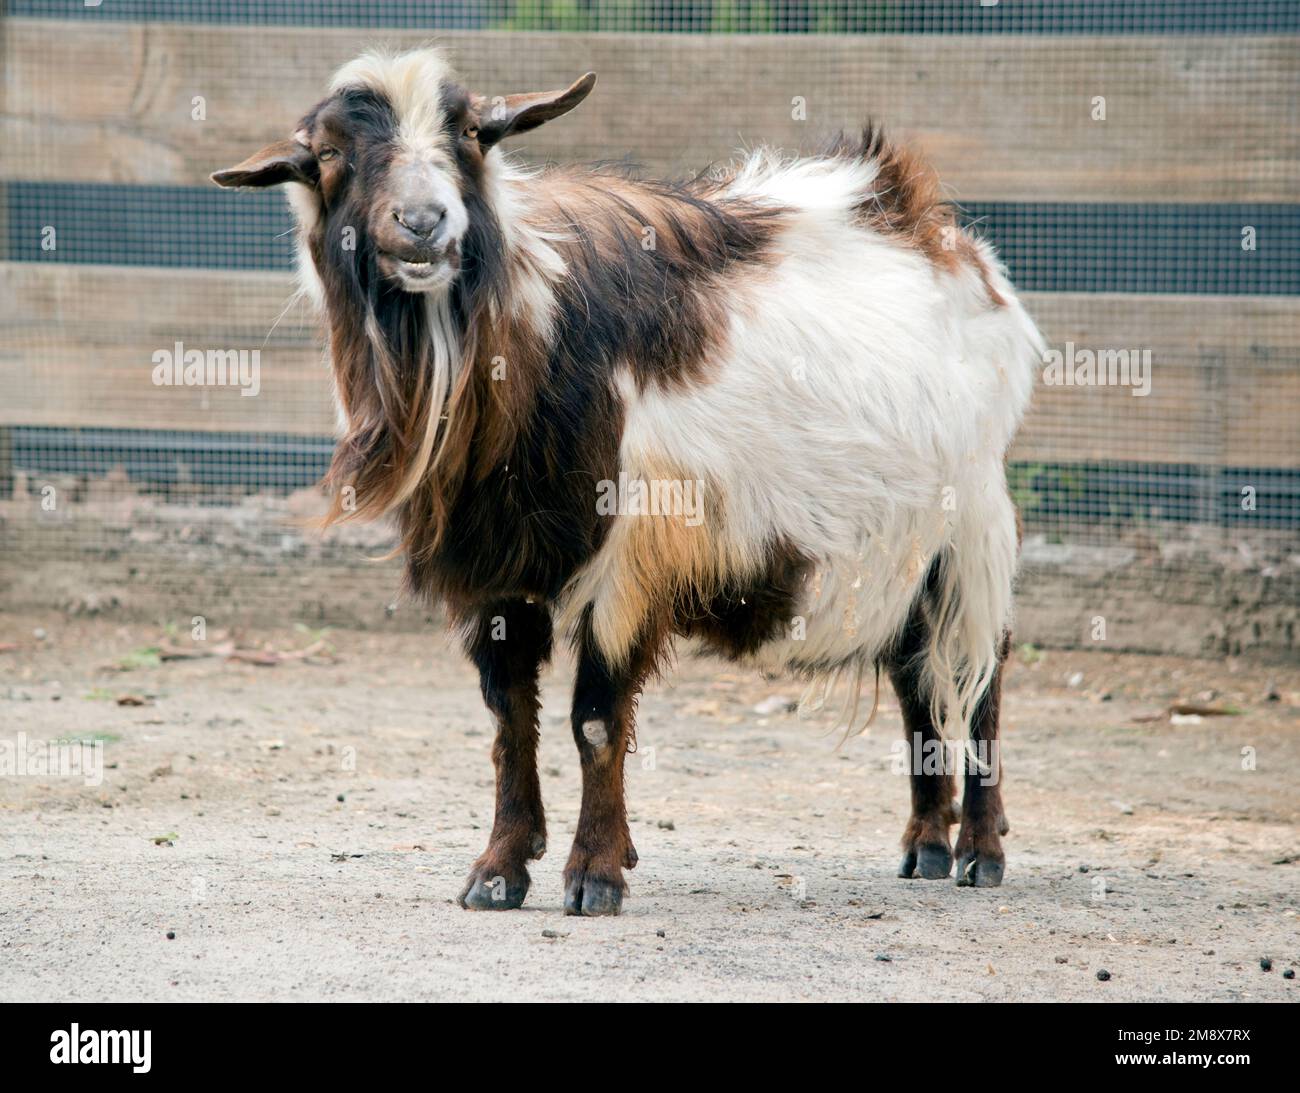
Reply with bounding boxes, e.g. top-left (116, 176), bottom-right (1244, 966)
top-left (378, 249), bottom-right (459, 290)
